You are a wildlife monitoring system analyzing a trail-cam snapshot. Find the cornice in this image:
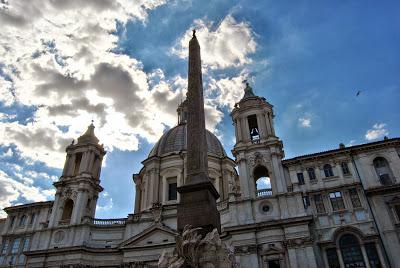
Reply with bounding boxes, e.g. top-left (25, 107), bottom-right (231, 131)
top-left (283, 137), bottom-right (400, 165)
